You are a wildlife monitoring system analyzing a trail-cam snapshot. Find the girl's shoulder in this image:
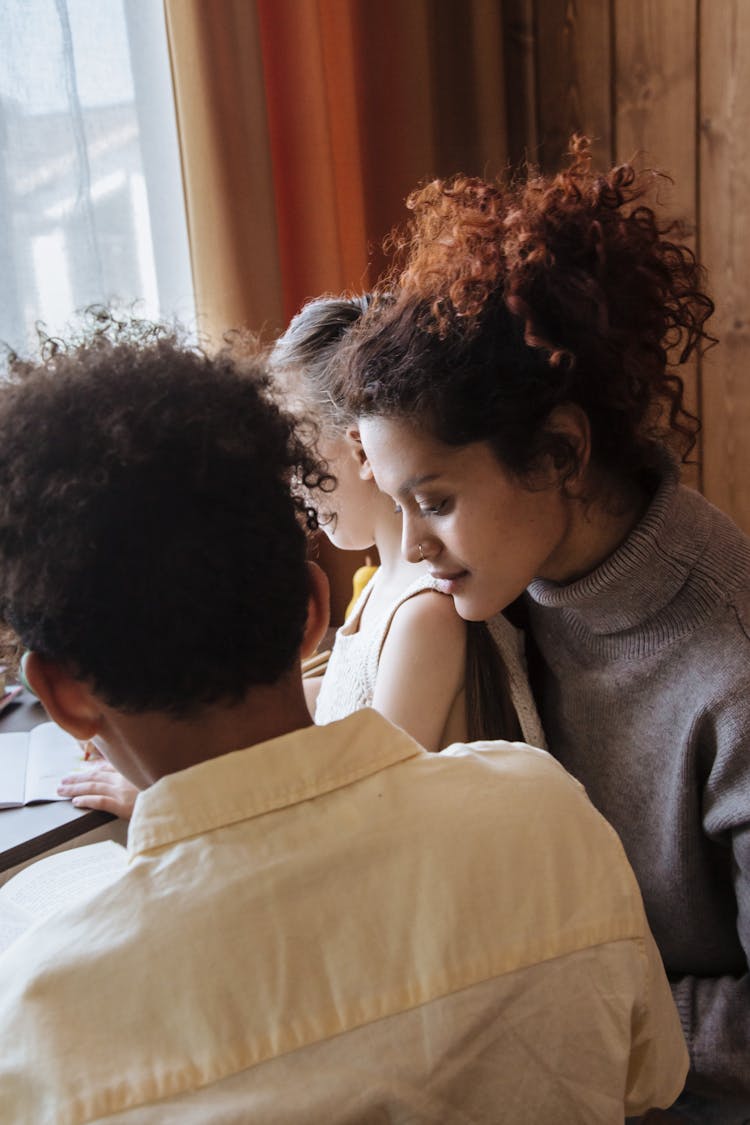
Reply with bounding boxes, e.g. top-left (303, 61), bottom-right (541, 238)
top-left (360, 569), bottom-right (442, 636)
top-left (378, 576), bottom-right (467, 665)
top-left (390, 576), bottom-right (464, 629)
top-left (390, 569), bottom-right (443, 607)
top-left (372, 578), bottom-right (469, 752)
